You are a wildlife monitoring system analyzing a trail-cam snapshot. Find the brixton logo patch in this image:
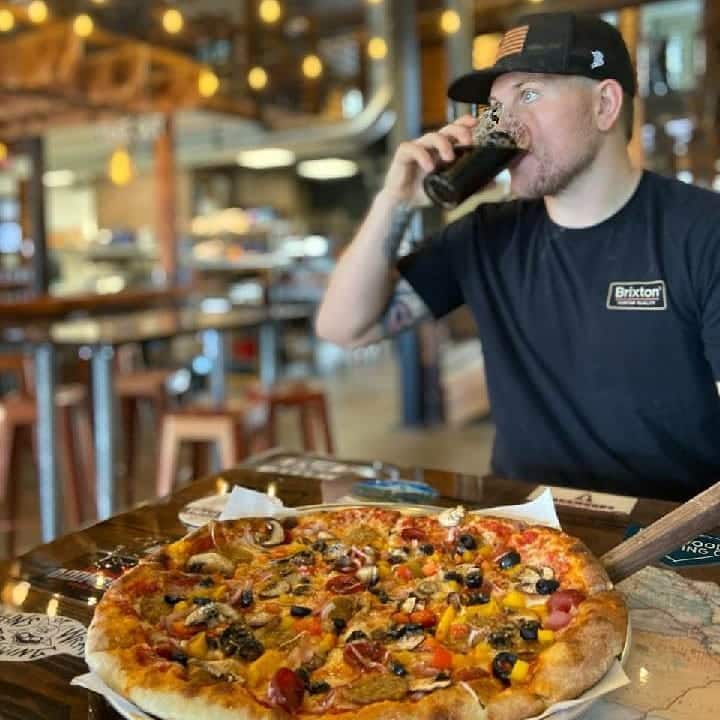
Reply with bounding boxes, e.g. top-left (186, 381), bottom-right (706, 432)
top-left (606, 280), bottom-right (666, 310)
